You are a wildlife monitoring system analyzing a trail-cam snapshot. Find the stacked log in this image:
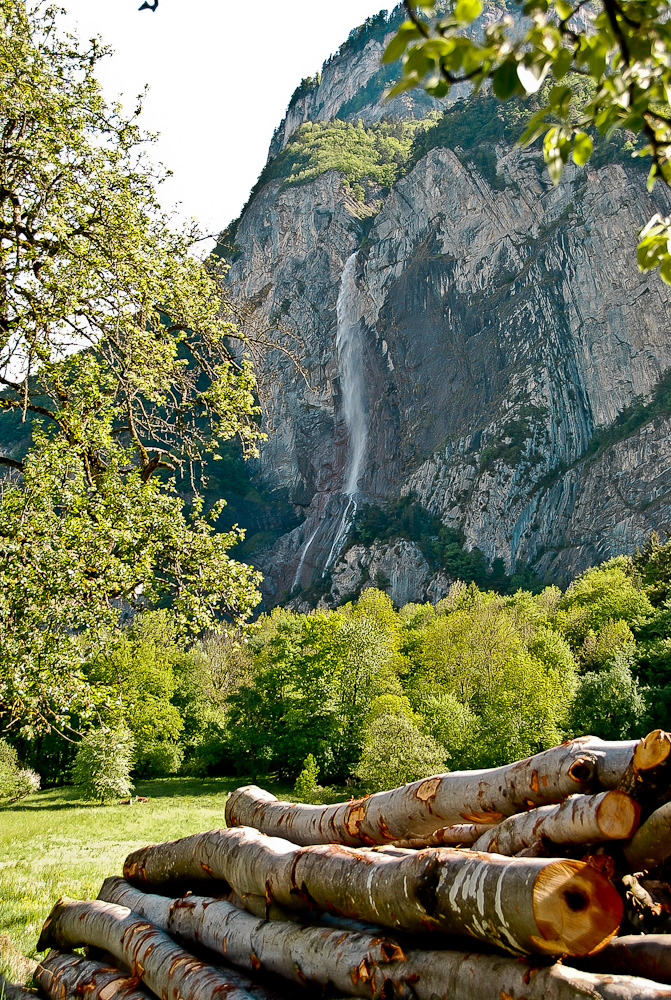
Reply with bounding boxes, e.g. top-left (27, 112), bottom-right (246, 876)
top-left (8, 731), bottom-right (671, 1000)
